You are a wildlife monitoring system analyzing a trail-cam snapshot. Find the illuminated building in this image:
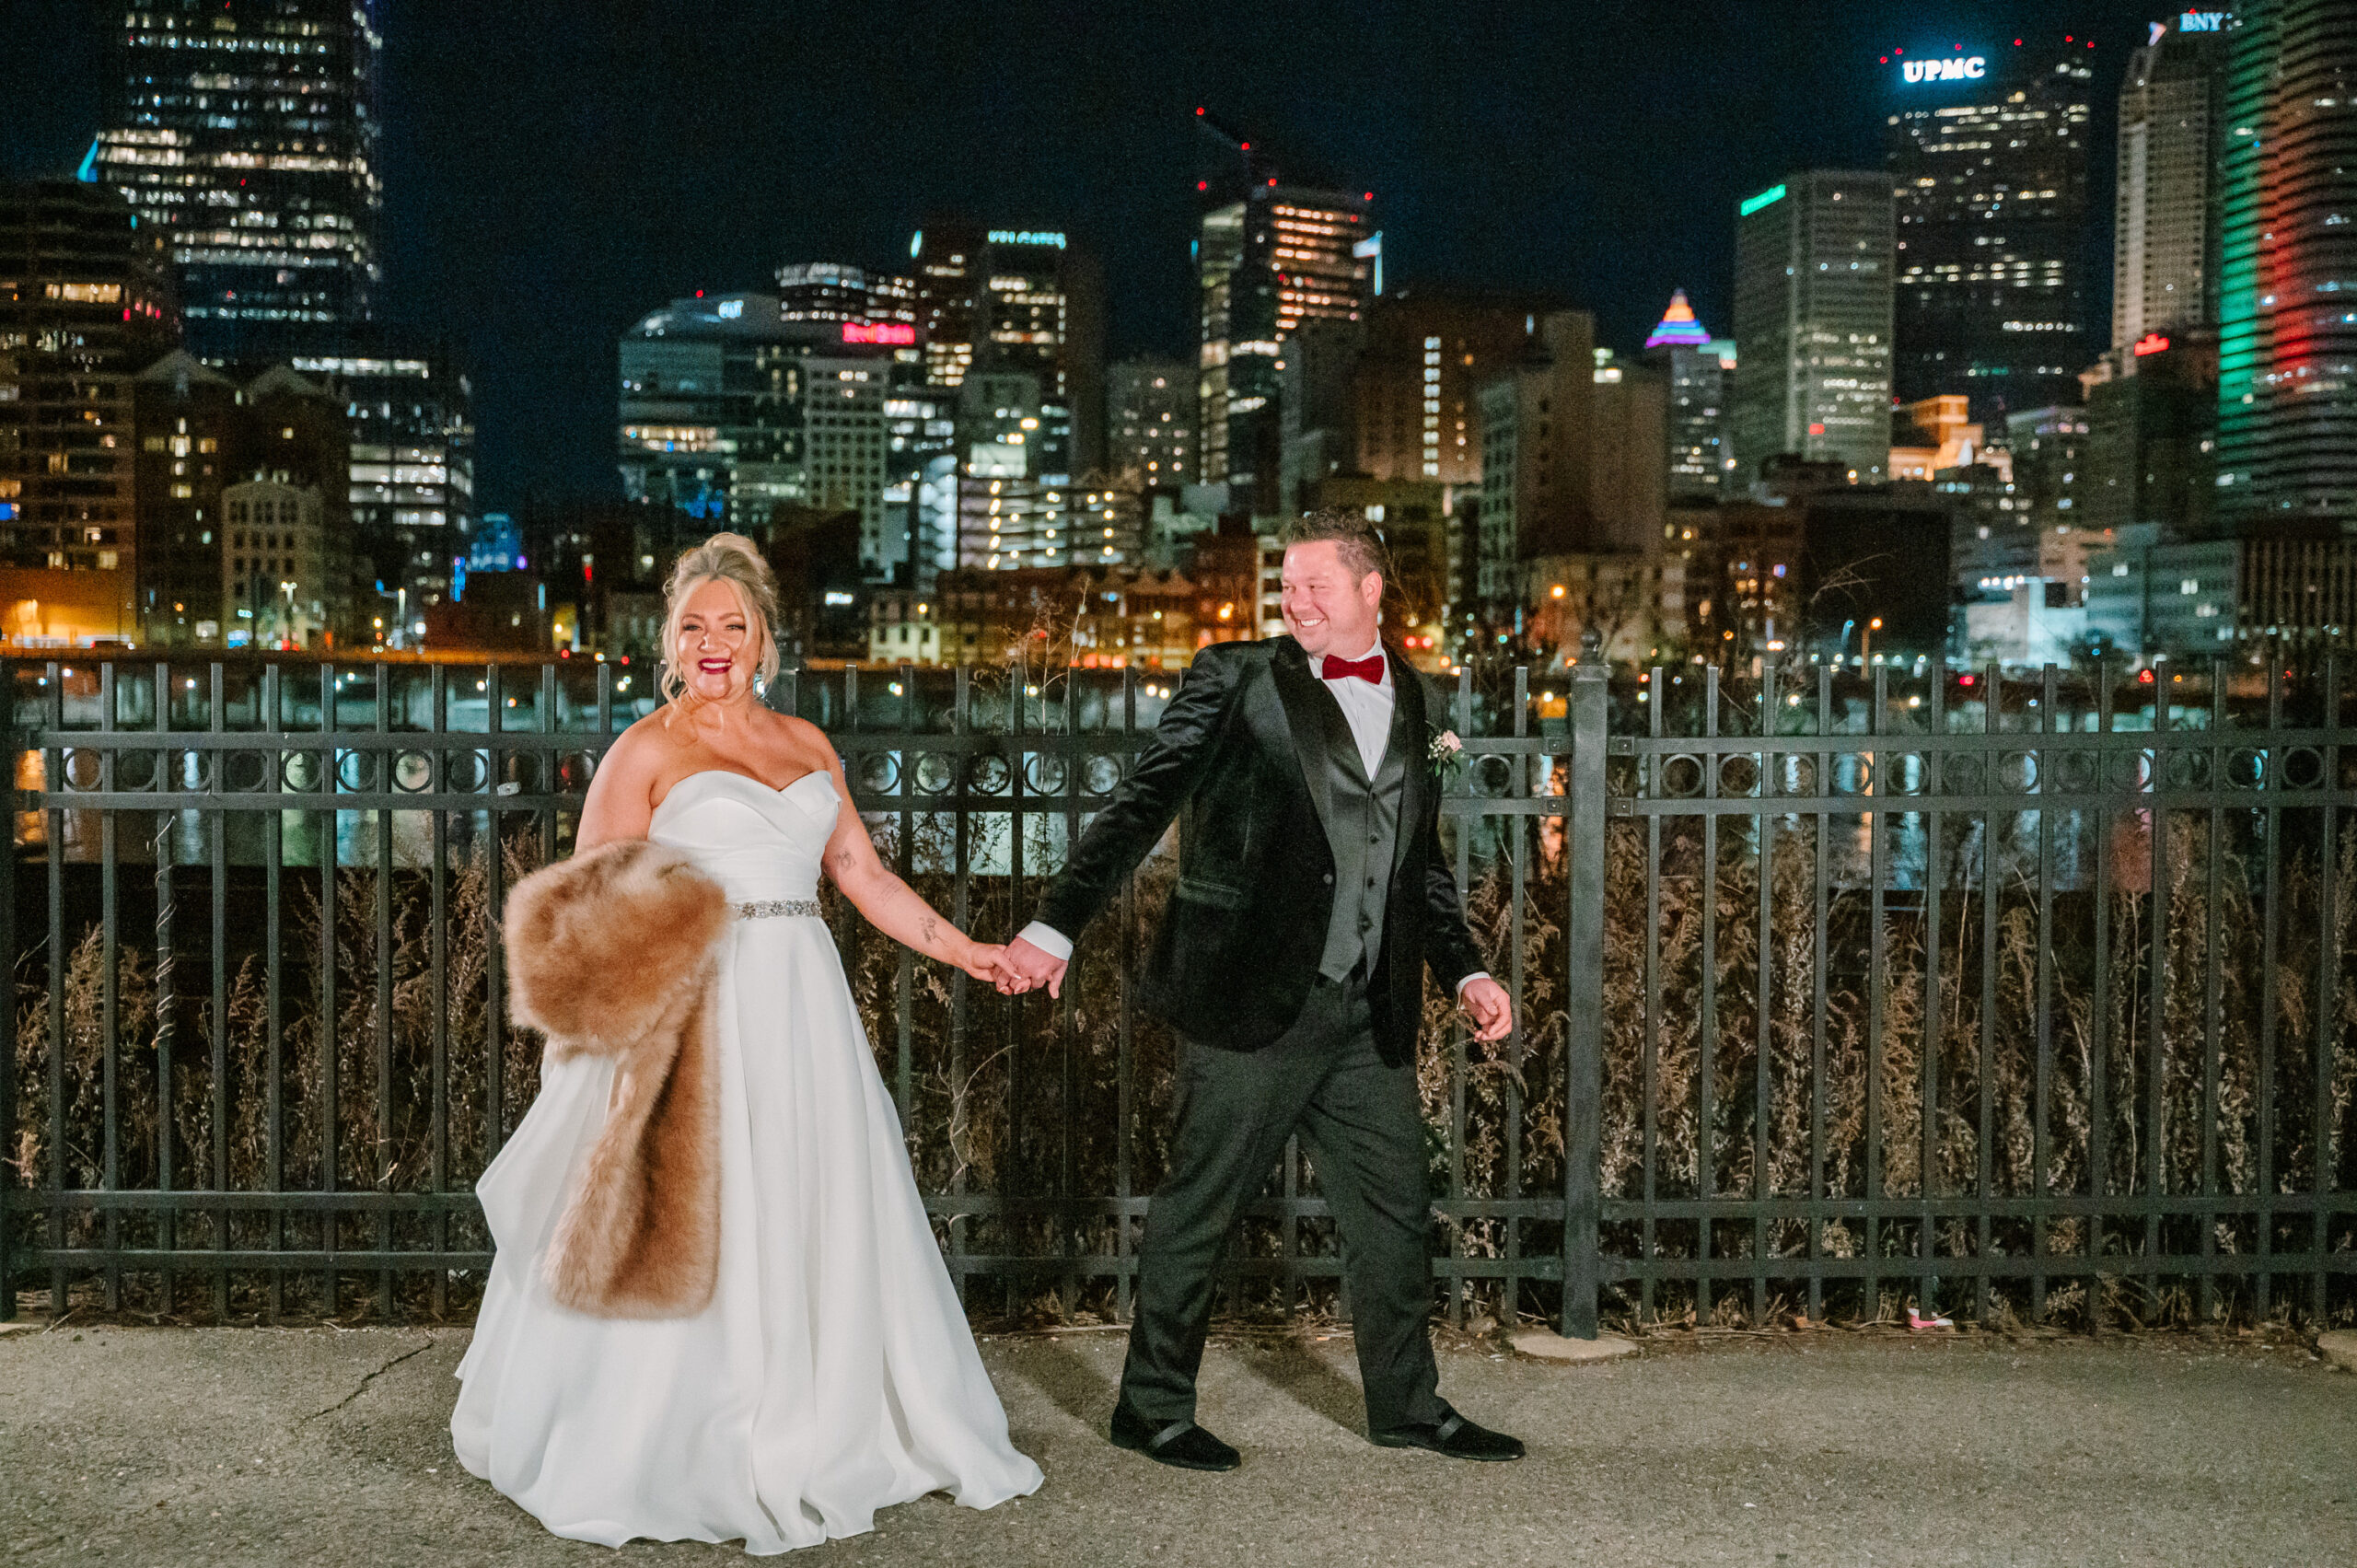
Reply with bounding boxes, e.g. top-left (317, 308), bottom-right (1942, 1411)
top-left (885, 390), bottom-right (957, 587)
top-left (1731, 170), bottom-right (1895, 485)
top-left (1353, 291), bottom-right (1550, 490)
top-left (868, 564), bottom-right (1219, 668)
top-left (616, 293), bottom-right (920, 564)
top-left (221, 478), bottom-right (329, 645)
top-left (1106, 357), bottom-right (1196, 491)
top-left (774, 261), bottom-right (917, 326)
top-left (290, 348), bottom-right (473, 634)
top-left (1476, 311), bottom-right (1599, 606)
top-left (0, 178), bottom-right (178, 644)
top-left (2082, 330), bottom-right (2216, 539)
top-left (2213, 0), bottom-right (2357, 532)
top-left (1643, 291), bottom-right (1736, 499)
top-left (1588, 349), bottom-right (1669, 557)
top-left (133, 353), bottom-right (351, 647)
top-left (956, 476), bottom-right (1067, 572)
top-left (2113, 16), bottom-right (2227, 352)
top-left (1888, 393), bottom-right (1989, 481)
top-left (1885, 38), bottom-right (2095, 418)
top-left (2004, 405), bottom-right (2096, 596)
top-left (1522, 552), bottom-right (1687, 665)
top-left (90, 0), bottom-right (382, 360)
top-left (1198, 182), bottom-right (1375, 512)
top-left (910, 223), bottom-right (1103, 472)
